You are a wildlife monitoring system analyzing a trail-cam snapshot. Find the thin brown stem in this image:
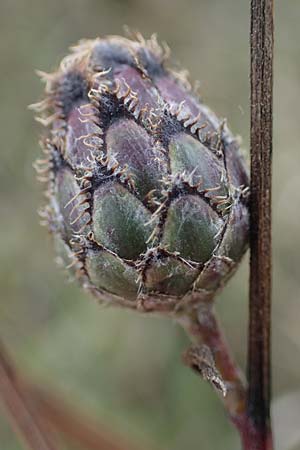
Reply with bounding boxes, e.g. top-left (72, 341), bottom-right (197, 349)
top-left (178, 305), bottom-right (246, 419)
top-left (24, 385), bottom-right (142, 450)
top-left (0, 340), bottom-right (145, 450)
top-left (0, 343), bottom-right (59, 450)
top-left (177, 299), bottom-right (271, 450)
top-left (249, 0), bottom-right (274, 448)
